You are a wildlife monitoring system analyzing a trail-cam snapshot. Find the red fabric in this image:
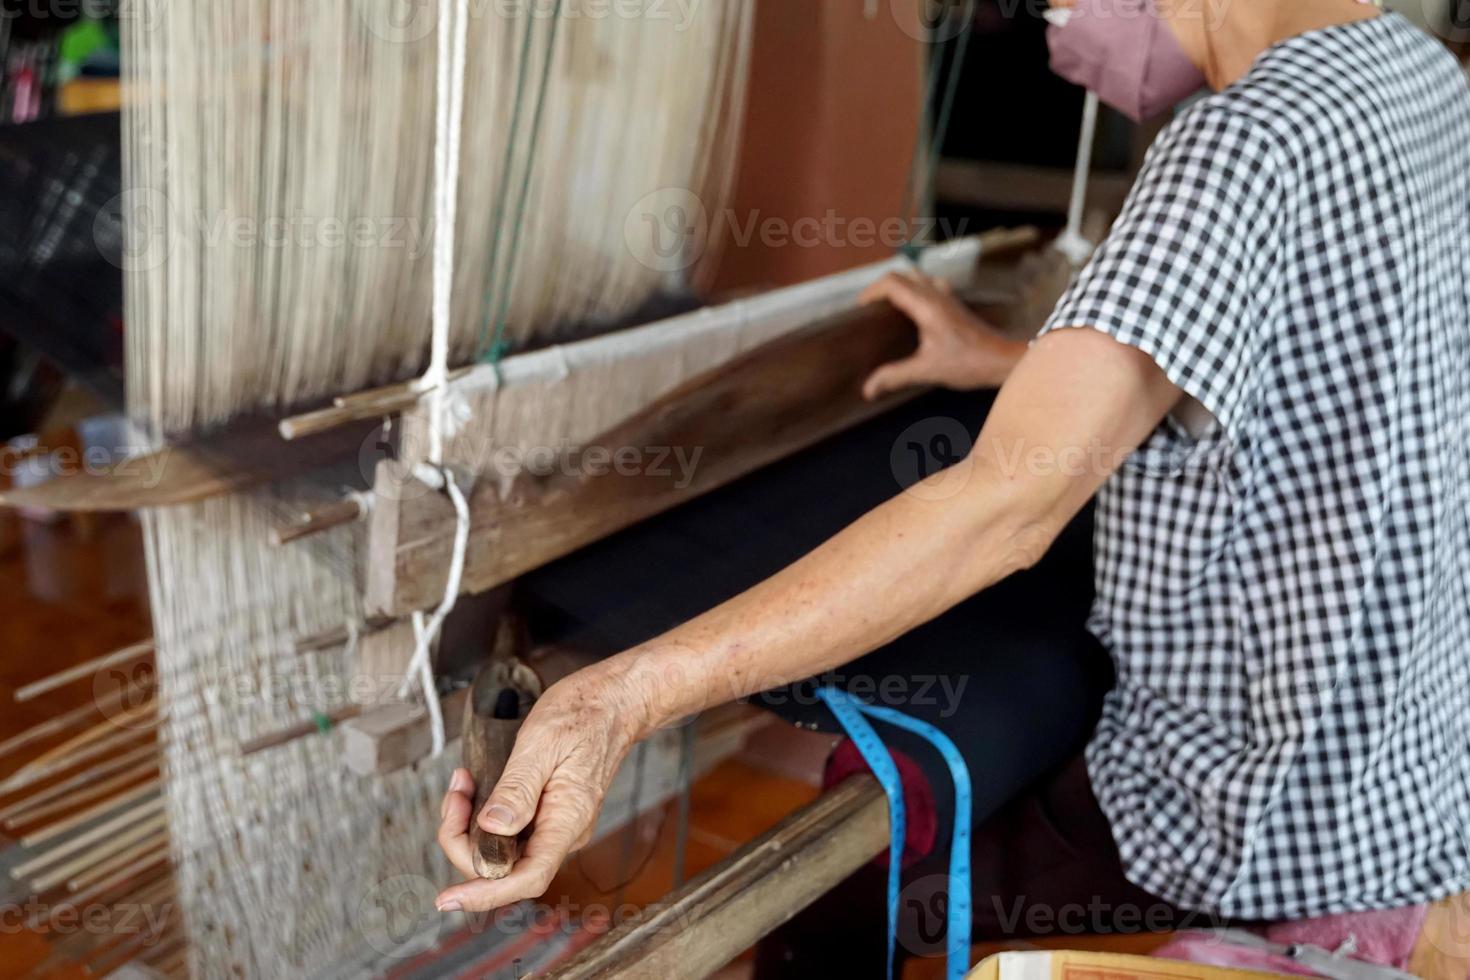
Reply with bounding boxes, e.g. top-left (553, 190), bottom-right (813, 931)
top-left (1153, 904), bottom-right (1429, 975)
top-left (823, 738), bottom-right (938, 870)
